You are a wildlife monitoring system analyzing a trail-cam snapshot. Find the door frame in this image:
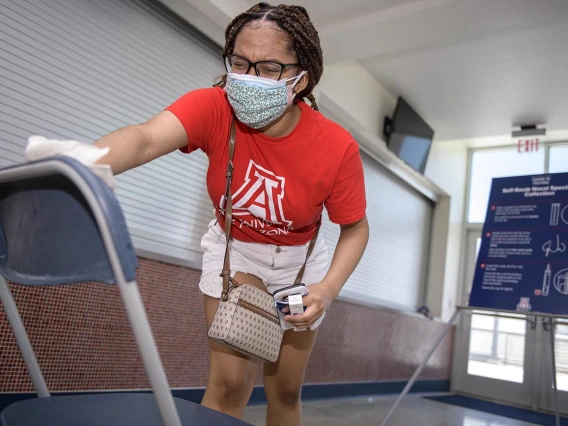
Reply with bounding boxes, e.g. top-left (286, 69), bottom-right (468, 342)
top-left (452, 229), bottom-right (538, 408)
top-left (452, 309), bottom-right (539, 408)
top-left (539, 318), bottom-right (568, 414)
